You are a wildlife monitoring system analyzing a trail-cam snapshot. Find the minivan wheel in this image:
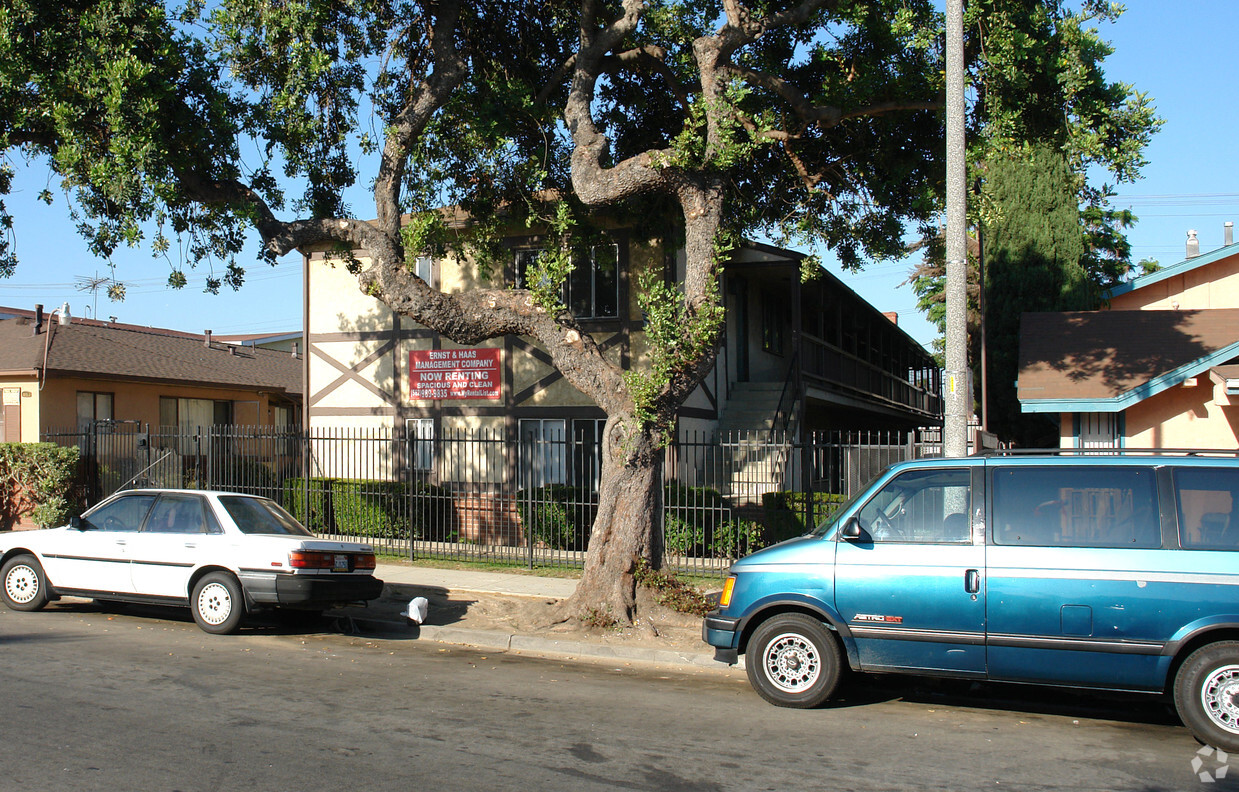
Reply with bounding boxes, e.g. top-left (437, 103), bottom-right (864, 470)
top-left (746, 613), bottom-right (842, 708)
top-left (2, 554), bottom-right (50, 612)
top-left (191, 572), bottom-right (245, 635)
top-left (1175, 641), bottom-right (1239, 751)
